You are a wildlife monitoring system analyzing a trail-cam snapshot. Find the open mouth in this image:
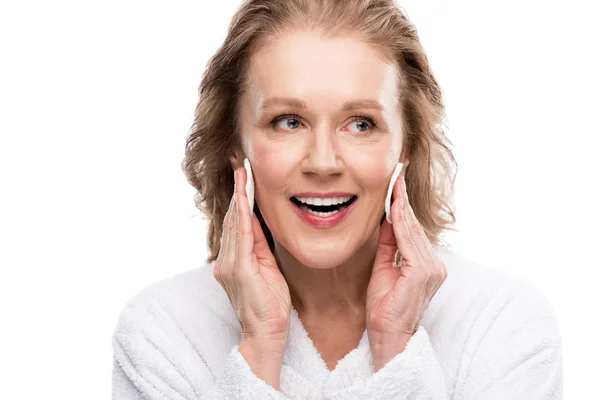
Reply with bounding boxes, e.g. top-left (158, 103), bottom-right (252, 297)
top-left (290, 195), bottom-right (358, 217)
